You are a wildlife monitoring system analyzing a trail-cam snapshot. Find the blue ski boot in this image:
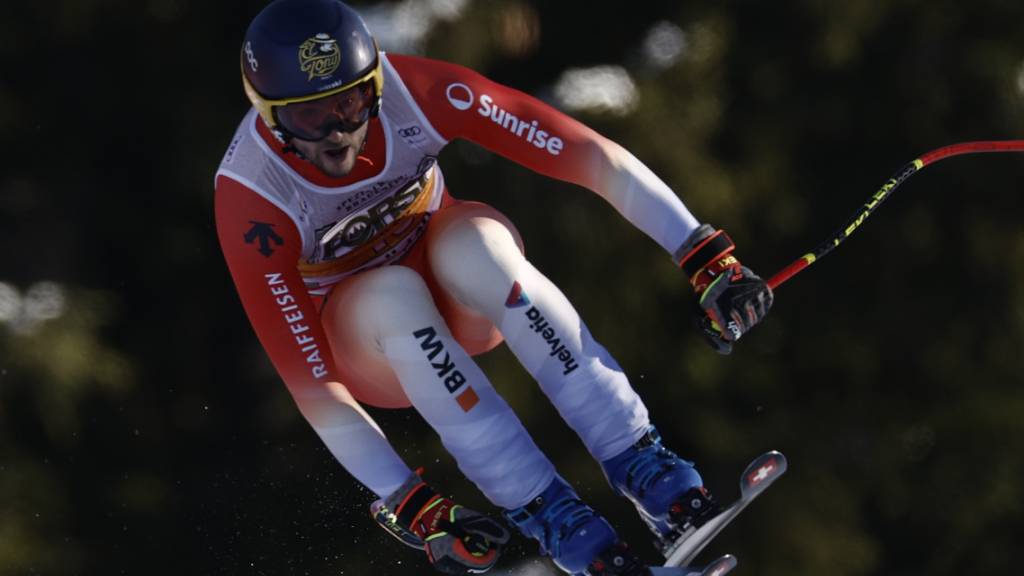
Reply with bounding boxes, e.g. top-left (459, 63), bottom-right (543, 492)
top-left (601, 427), bottom-right (720, 539)
top-left (504, 475), bottom-right (638, 575)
